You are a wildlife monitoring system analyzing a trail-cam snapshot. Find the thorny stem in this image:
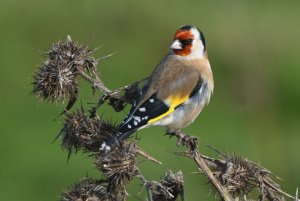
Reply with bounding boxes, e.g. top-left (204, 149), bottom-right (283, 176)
top-left (79, 69), bottom-right (111, 95)
top-left (136, 146), bottom-right (162, 165)
top-left (79, 69), bottom-right (138, 105)
top-left (263, 178), bottom-right (296, 200)
top-left (173, 131), bottom-right (234, 201)
top-left (194, 151), bottom-right (234, 201)
top-left (136, 167), bottom-right (175, 201)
